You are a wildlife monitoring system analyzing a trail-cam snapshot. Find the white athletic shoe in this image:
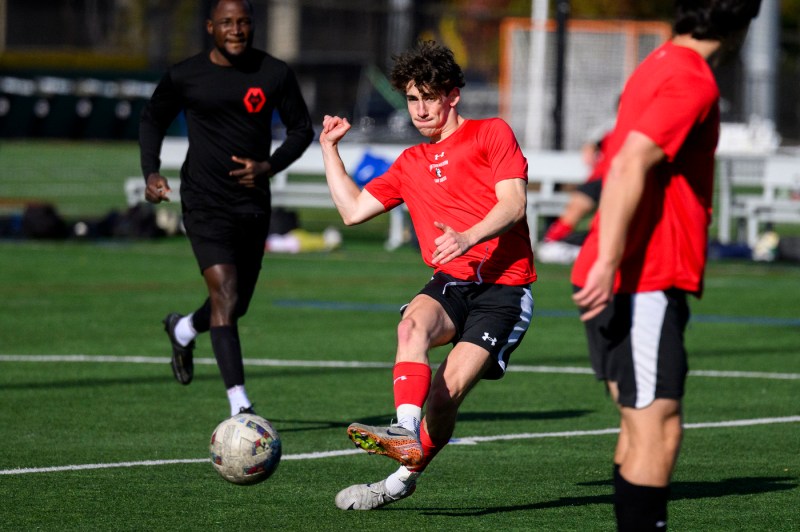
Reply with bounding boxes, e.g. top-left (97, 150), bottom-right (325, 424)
top-left (334, 479), bottom-right (416, 510)
top-left (535, 241), bottom-right (581, 264)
